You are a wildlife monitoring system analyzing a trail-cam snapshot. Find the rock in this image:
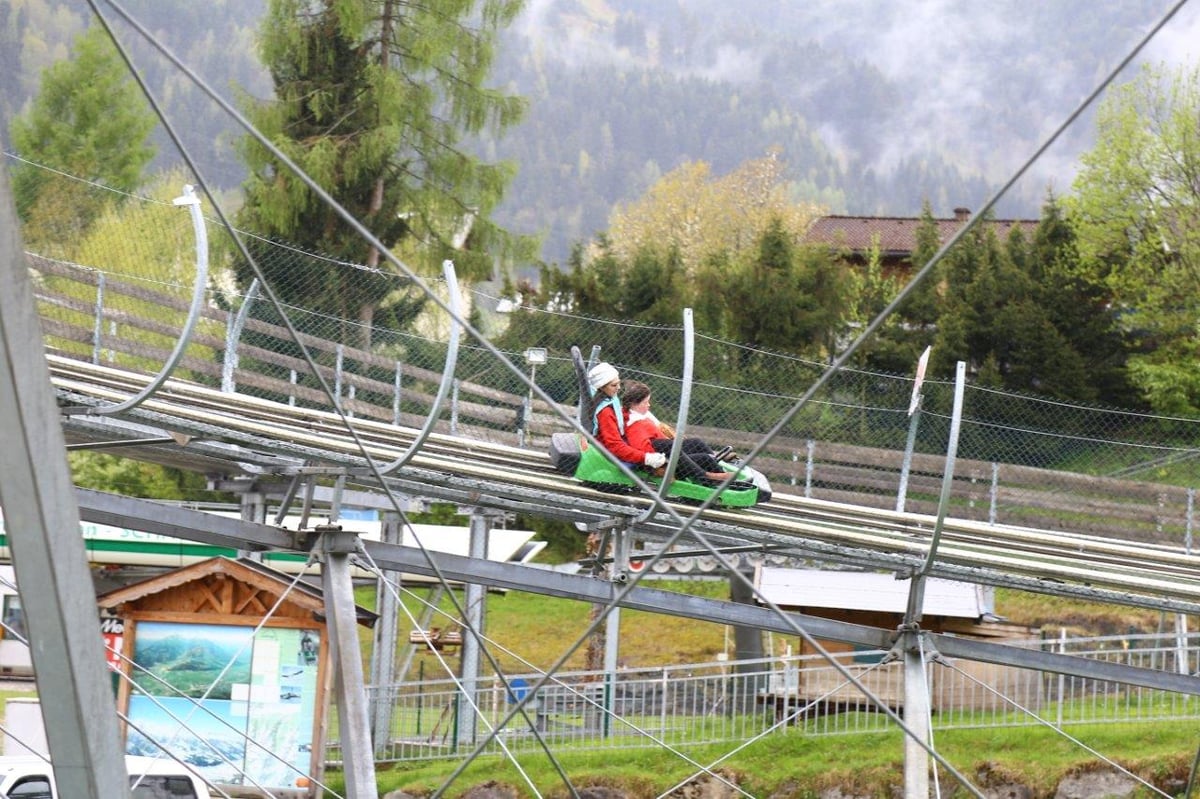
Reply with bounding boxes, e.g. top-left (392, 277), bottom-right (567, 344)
top-left (1053, 768), bottom-right (1137, 799)
top-left (817, 788), bottom-right (875, 799)
top-left (459, 781), bottom-right (520, 799)
top-left (972, 761), bottom-right (1035, 799)
top-left (663, 769), bottom-right (742, 799)
top-left (980, 783), bottom-right (1034, 799)
top-left (578, 787), bottom-right (630, 799)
